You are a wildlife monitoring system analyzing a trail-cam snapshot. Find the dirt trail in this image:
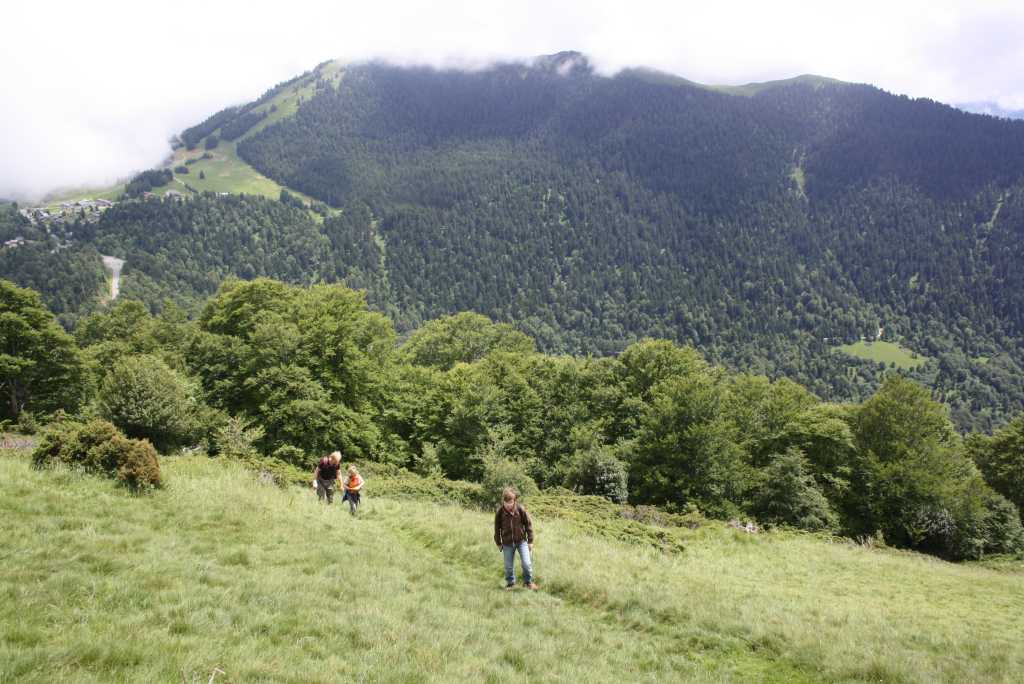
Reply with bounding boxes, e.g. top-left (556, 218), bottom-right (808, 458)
top-left (101, 255), bottom-right (124, 300)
